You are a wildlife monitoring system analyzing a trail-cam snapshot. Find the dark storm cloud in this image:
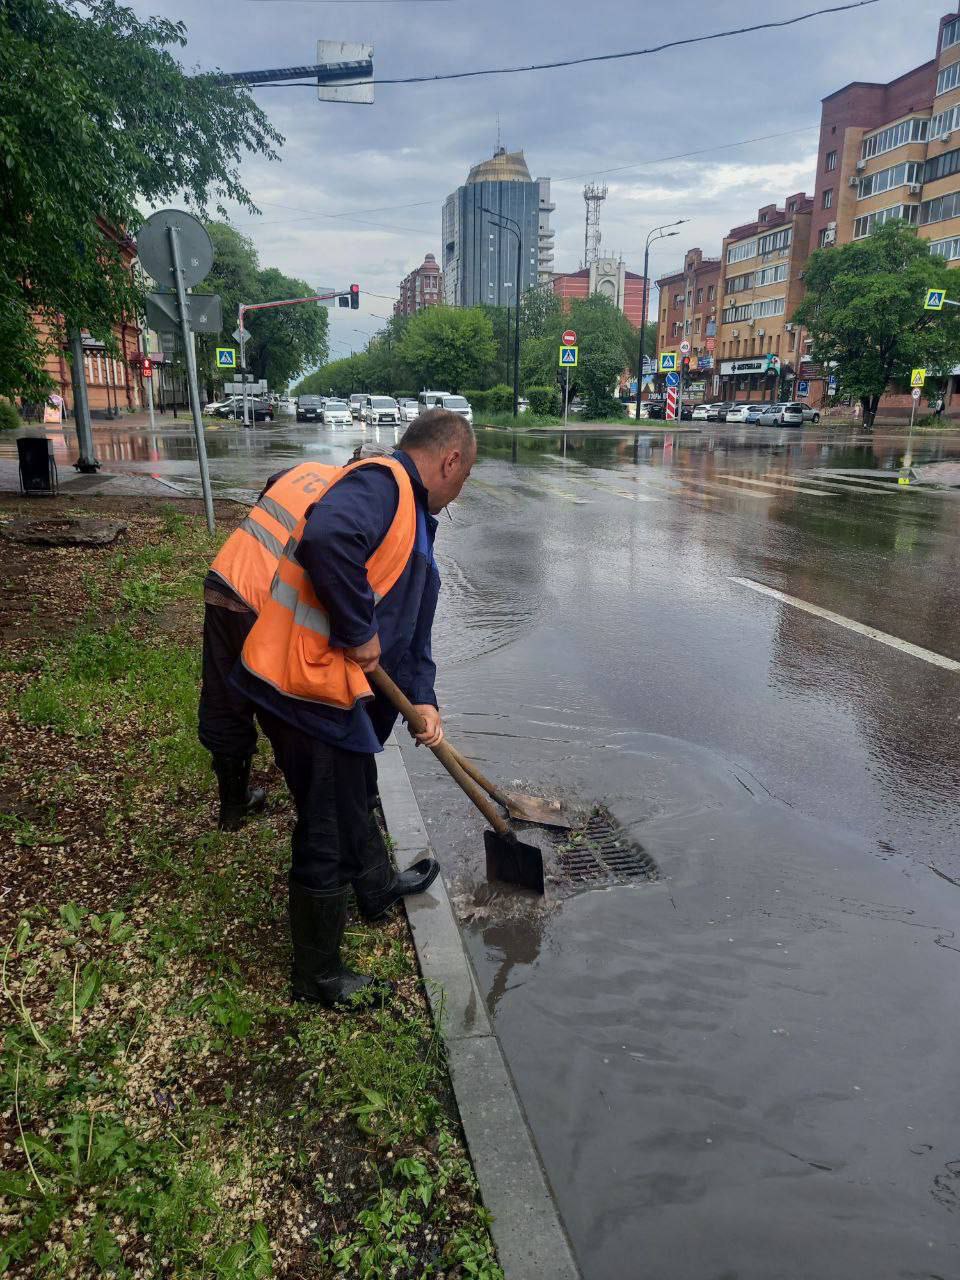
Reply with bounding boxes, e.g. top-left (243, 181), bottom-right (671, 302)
top-left (128, 0), bottom-right (948, 347)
